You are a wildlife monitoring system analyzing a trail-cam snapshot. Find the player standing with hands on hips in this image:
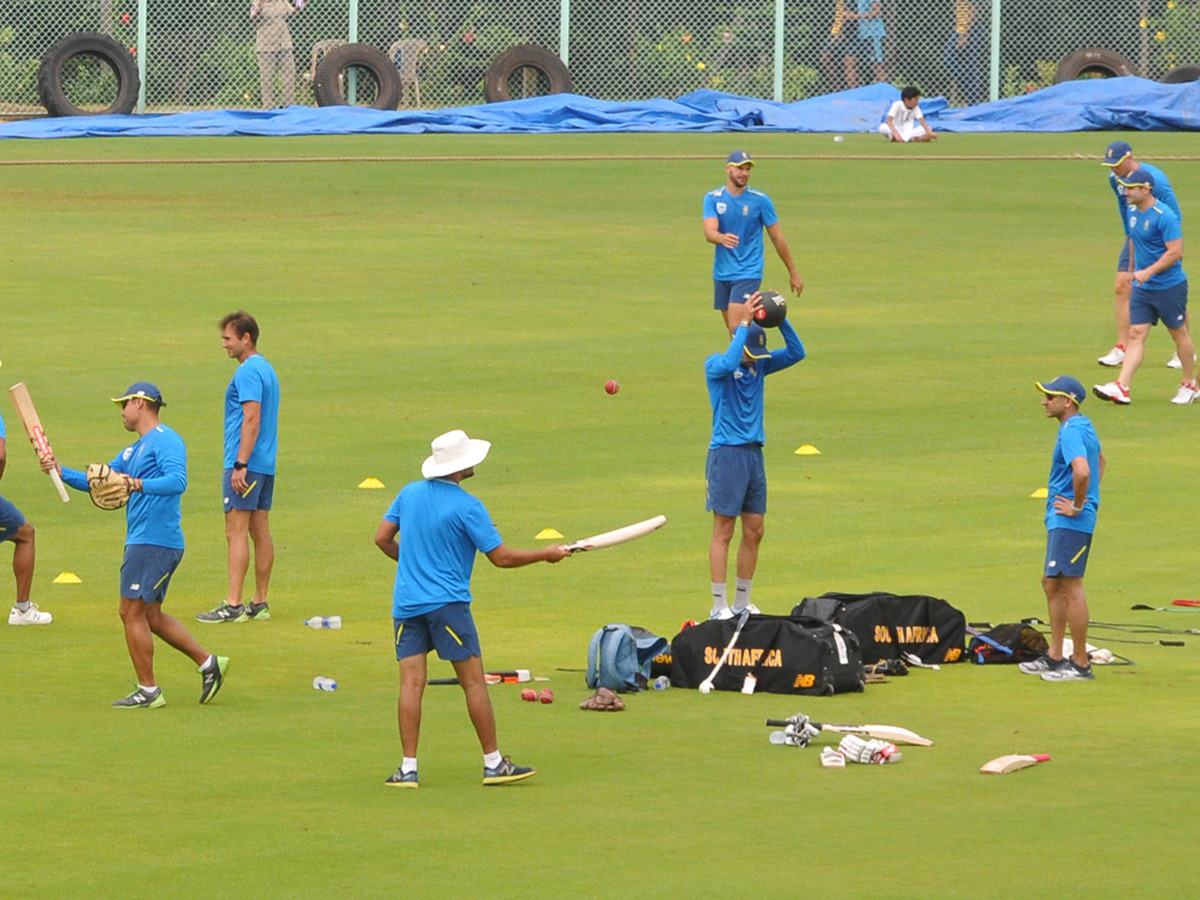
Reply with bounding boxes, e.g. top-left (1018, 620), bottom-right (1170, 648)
top-left (1093, 168), bottom-right (1198, 405)
top-left (704, 151), bottom-right (804, 331)
top-left (198, 312), bottom-right (281, 623)
top-left (706, 293), bottom-right (806, 621)
top-left (43, 383), bottom-right (228, 707)
top-left (1023, 377), bottom-right (1104, 682)
top-left (0, 407), bottom-right (50, 626)
top-left (374, 430), bottom-right (569, 788)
